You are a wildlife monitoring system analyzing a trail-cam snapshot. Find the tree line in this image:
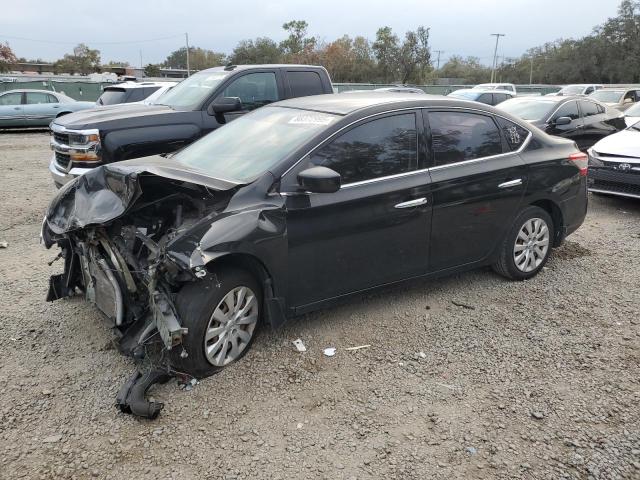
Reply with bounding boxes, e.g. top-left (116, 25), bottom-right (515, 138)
top-left (2, 1), bottom-right (639, 85)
